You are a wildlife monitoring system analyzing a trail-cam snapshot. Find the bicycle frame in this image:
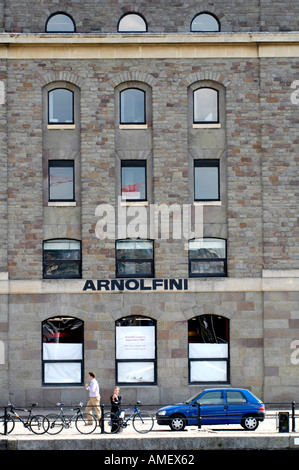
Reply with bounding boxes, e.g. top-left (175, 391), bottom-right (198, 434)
top-left (117, 406), bottom-right (139, 427)
top-left (52, 403), bottom-right (81, 428)
top-left (7, 403), bottom-right (37, 427)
